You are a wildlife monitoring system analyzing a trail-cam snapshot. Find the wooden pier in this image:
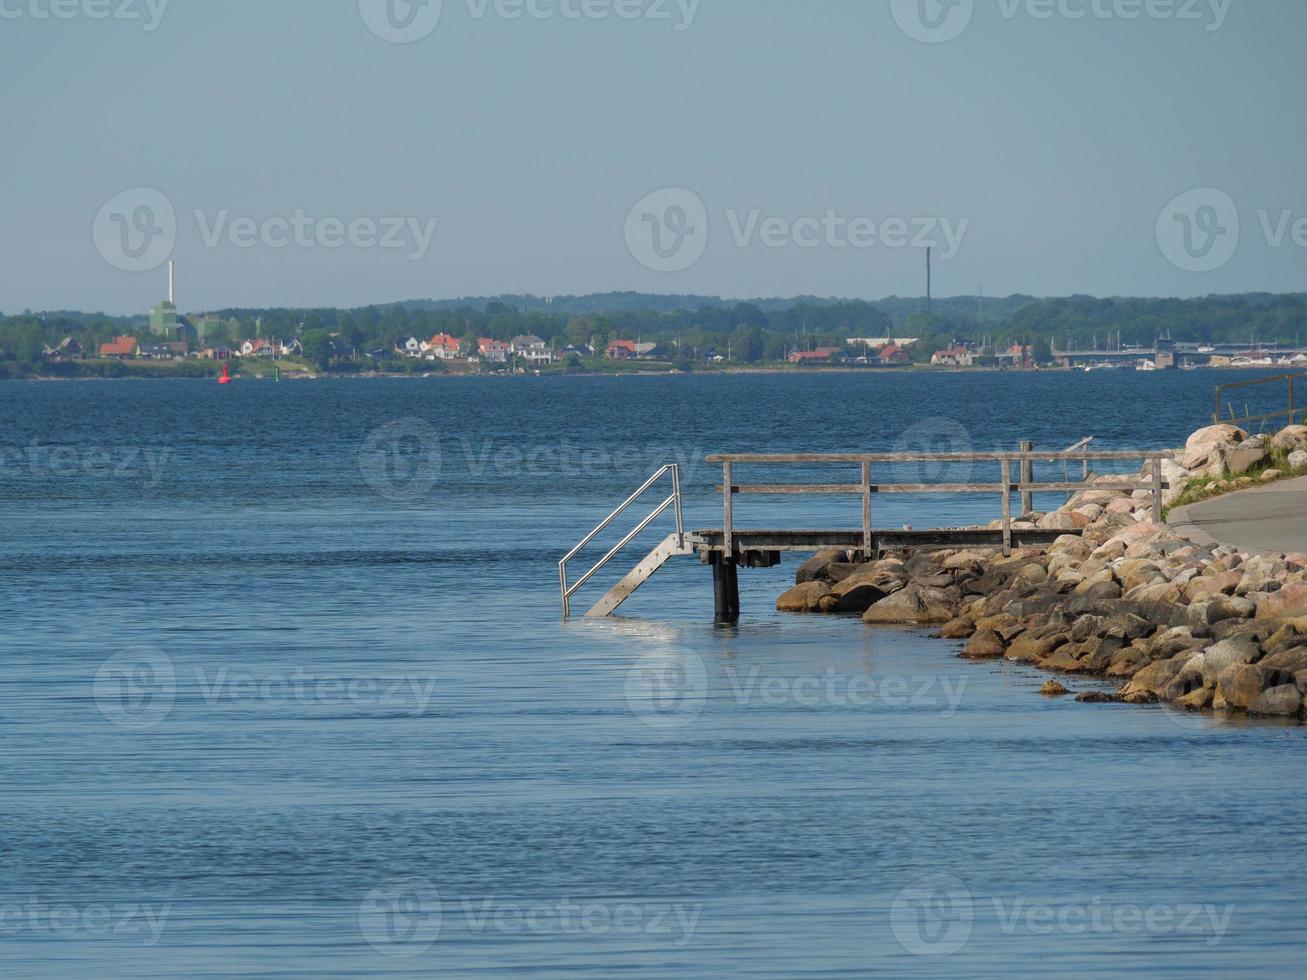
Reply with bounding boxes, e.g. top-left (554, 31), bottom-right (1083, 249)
top-left (560, 444), bottom-right (1174, 622)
